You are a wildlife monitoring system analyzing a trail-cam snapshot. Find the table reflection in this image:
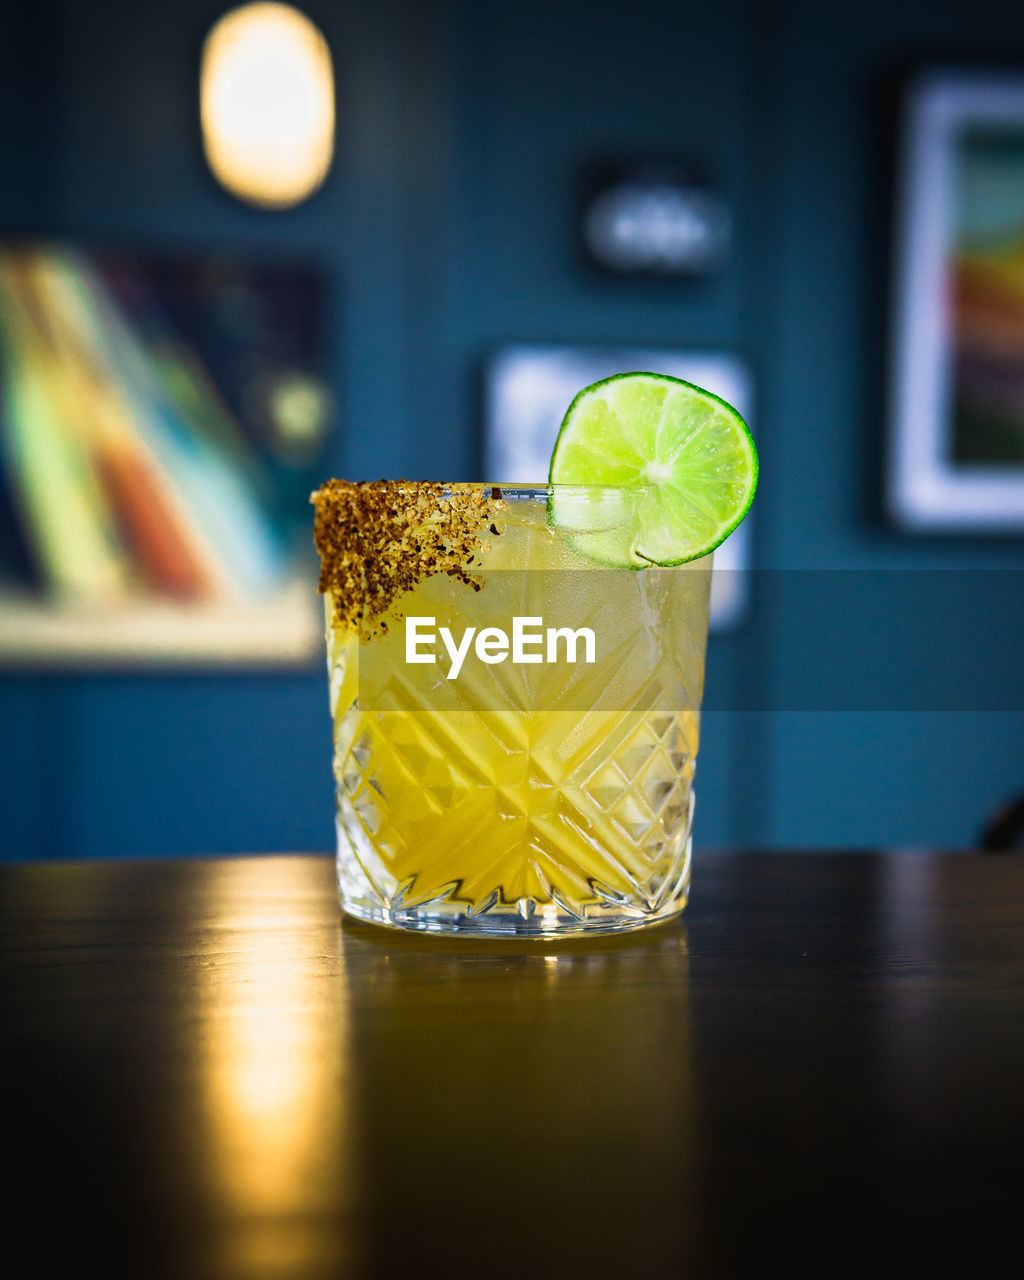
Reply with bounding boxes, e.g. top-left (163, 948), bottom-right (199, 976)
top-left (181, 858), bottom-right (706, 1277)
top-left (195, 857), bottom-right (358, 1278)
top-left (338, 917), bottom-right (708, 1274)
